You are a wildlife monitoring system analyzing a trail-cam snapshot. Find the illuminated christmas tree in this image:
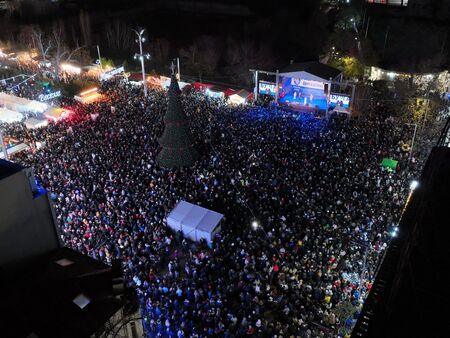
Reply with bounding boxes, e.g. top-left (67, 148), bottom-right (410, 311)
top-left (156, 69), bottom-right (198, 168)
